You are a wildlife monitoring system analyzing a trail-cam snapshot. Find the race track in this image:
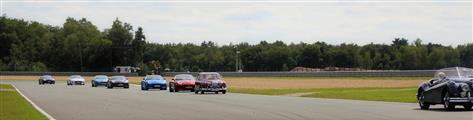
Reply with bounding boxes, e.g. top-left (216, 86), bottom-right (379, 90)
top-left (2, 80), bottom-right (472, 120)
